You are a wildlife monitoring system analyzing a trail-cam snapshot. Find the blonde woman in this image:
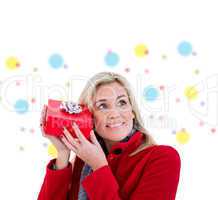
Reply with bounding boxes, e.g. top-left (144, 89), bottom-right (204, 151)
top-left (38, 72), bottom-right (181, 200)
